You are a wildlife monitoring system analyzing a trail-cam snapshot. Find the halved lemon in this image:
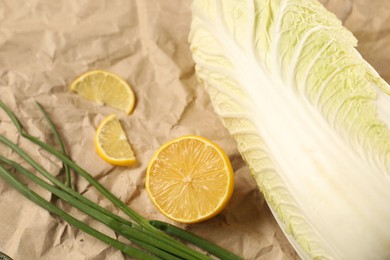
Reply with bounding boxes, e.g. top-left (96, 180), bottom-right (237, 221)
top-left (146, 135), bottom-right (234, 223)
top-left (94, 114), bottom-right (136, 166)
top-left (70, 70), bottom-right (135, 114)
